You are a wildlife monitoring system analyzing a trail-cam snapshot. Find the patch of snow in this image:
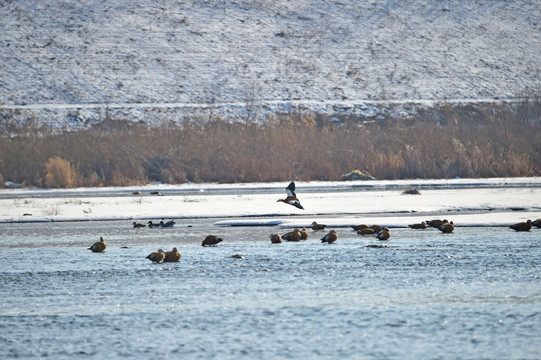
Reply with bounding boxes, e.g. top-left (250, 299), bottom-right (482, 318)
top-left (1, 178), bottom-right (539, 226)
top-left (1, 0), bottom-right (540, 130)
